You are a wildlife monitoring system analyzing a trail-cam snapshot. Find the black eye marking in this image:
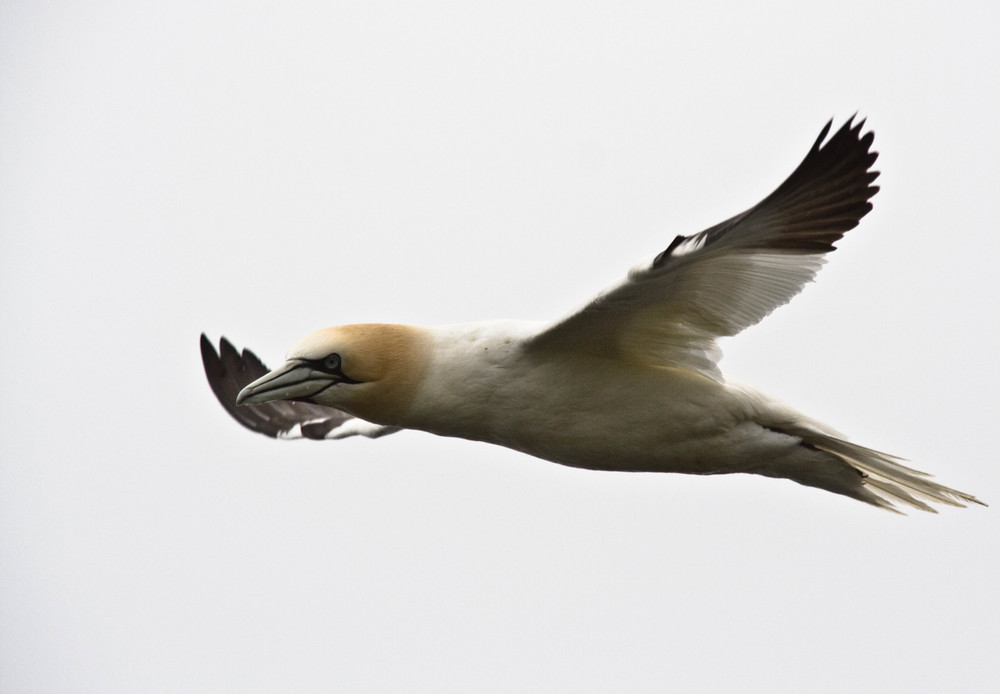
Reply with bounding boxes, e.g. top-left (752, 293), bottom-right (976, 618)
top-left (306, 353), bottom-right (361, 384)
